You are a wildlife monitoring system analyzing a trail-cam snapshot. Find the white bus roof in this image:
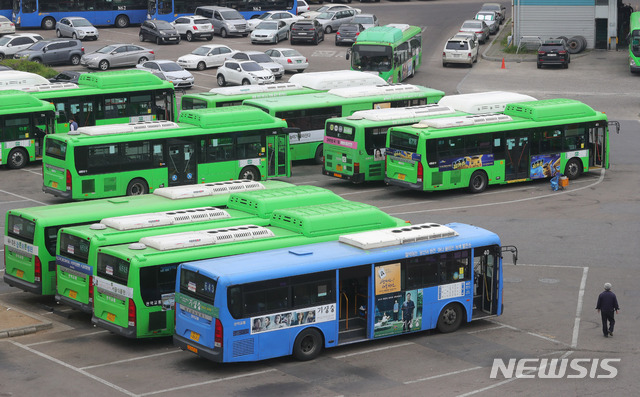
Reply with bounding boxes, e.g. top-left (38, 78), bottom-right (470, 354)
top-left (208, 83), bottom-right (304, 95)
top-left (71, 121), bottom-right (179, 136)
top-left (98, 207), bottom-right (230, 231)
top-left (437, 91), bottom-right (536, 114)
top-left (153, 180), bottom-right (265, 199)
top-left (385, 23), bottom-right (411, 32)
top-left (0, 71), bottom-right (50, 90)
top-left (137, 224), bottom-right (274, 251)
top-left (328, 84), bottom-right (421, 99)
top-left (347, 104), bottom-right (456, 121)
top-left (288, 70), bottom-right (387, 90)
top-left (414, 113), bottom-right (513, 129)
top-left (339, 222), bottom-right (458, 250)
top-left (19, 82), bottom-right (79, 92)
